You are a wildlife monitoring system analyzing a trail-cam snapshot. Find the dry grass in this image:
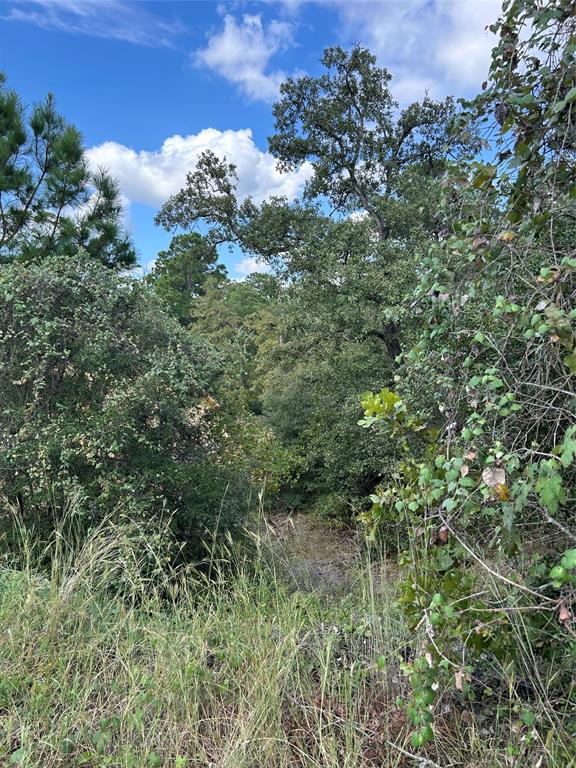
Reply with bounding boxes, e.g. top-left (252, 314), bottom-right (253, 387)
top-left (0, 514), bottom-right (572, 767)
